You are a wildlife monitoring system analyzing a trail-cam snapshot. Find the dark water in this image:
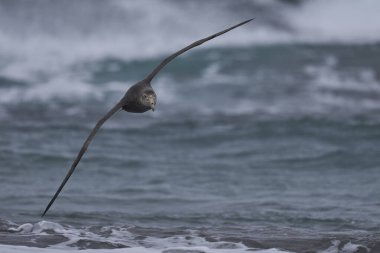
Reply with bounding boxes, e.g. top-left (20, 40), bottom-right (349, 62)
top-left (1, 1), bottom-right (380, 252)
